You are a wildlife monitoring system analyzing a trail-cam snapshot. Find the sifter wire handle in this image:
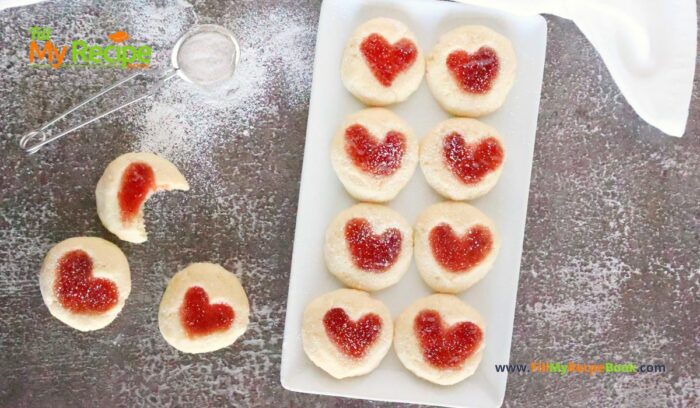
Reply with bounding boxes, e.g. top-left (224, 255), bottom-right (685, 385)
top-left (19, 69), bottom-right (178, 155)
